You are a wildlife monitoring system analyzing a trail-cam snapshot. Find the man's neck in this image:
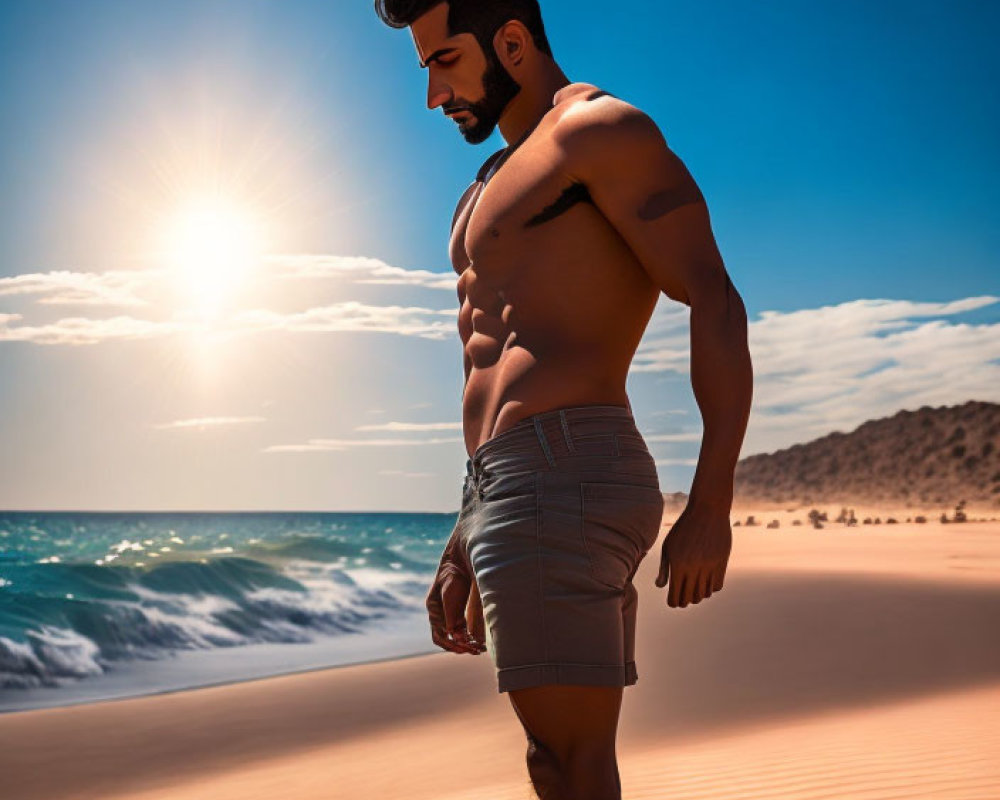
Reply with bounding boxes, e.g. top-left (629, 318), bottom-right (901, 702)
top-left (496, 65), bottom-right (571, 146)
